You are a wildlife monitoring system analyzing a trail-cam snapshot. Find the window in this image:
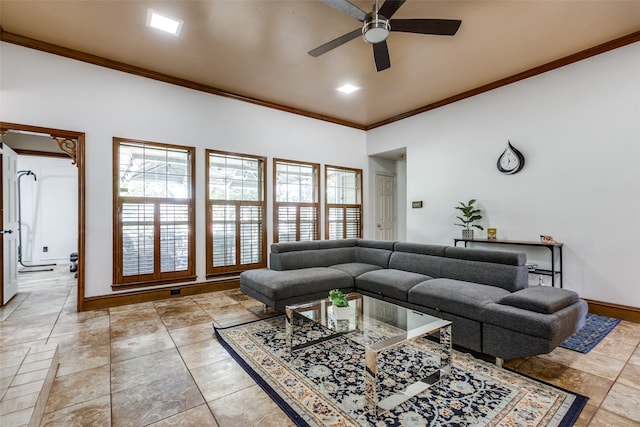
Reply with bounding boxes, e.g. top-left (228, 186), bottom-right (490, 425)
top-left (274, 159), bottom-right (320, 242)
top-left (113, 138), bottom-right (195, 288)
top-left (206, 151), bottom-right (266, 276)
top-left (325, 165), bottom-right (362, 240)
